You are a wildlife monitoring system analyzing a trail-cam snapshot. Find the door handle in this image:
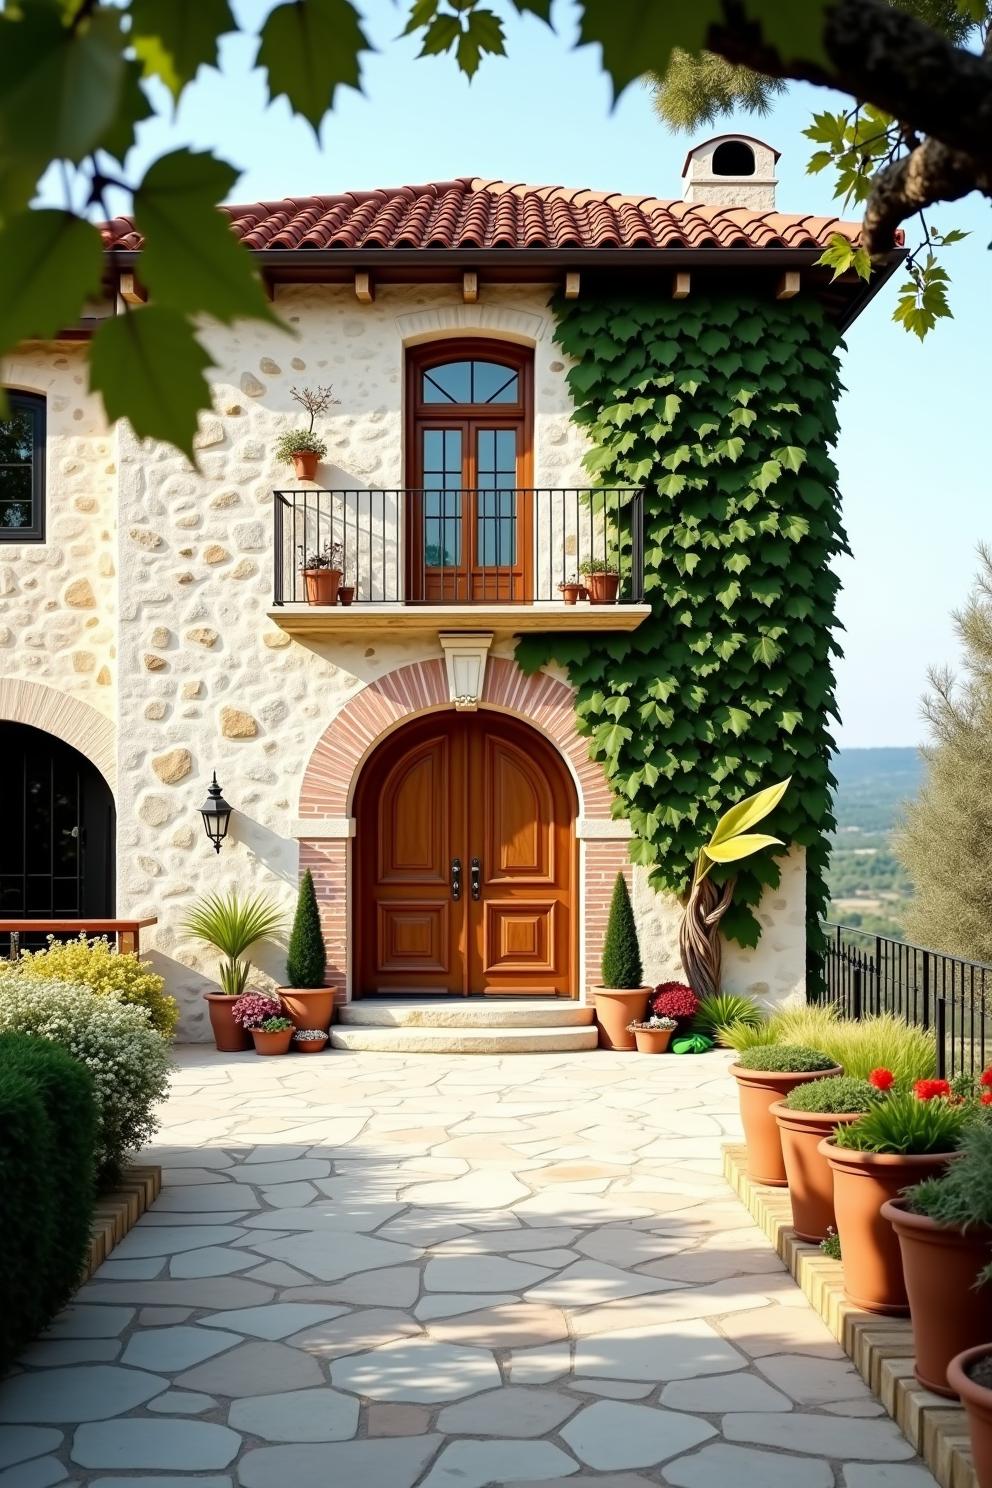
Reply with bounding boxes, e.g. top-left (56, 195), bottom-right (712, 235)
top-left (470, 857), bottom-right (481, 900)
top-left (451, 857), bottom-right (461, 900)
